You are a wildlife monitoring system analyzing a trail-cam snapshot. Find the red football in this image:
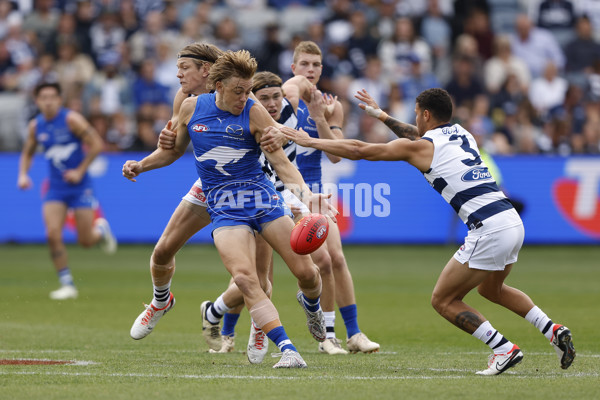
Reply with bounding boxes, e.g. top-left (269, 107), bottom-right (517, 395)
top-left (290, 213), bottom-right (329, 255)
